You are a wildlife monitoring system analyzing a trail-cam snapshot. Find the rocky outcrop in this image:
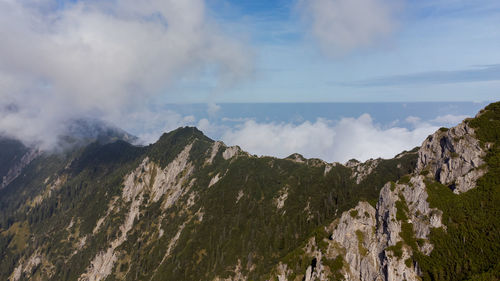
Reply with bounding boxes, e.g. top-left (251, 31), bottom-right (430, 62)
top-left (284, 177), bottom-right (444, 281)
top-left (276, 263), bottom-right (293, 281)
top-left (79, 159), bottom-right (148, 281)
top-left (287, 153), bottom-right (306, 163)
top-left (346, 159), bottom-right (381, 184)
top-left (271, 117), bottom-right (486, 281)
top-left (275, 186), bottom-right (289, 210)
top-left (149, 143), bottom-right (194, 207)
top-left (9, 251), bottom-right (42, 281)
top-left (375, 178), bottom-right (440, 281)
top-left (417, 122), bottom-right (487, 193)
top-left (223, 146), bottom-right (241, 160)
top-left (327, 201), bottom-right (380, 281)
top-left (80, 143), bottom-right (195, 281)
top-left (206, 141), bottom-right (222, 165)
top-left (209, 173), bottom-right (222, 188)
